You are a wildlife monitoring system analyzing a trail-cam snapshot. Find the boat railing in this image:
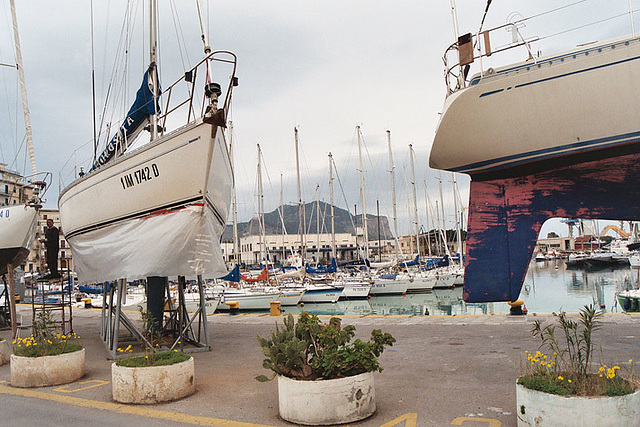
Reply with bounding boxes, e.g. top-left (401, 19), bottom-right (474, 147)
top-left (443, 4), bottom-right (640, 97)
top-left (443, 21), bottom-right (538, 96)
top-left (157, 50), bottom-right (238, 137)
